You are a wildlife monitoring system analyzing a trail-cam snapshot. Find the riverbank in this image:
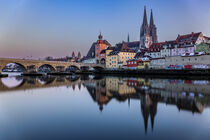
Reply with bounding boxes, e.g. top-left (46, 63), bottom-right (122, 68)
top-left (48, 72), bottom-right (74, 76)
top-left (6, 69), bottom-right (210, 78)
top-left (98, 69), bottom-right (210, 76)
